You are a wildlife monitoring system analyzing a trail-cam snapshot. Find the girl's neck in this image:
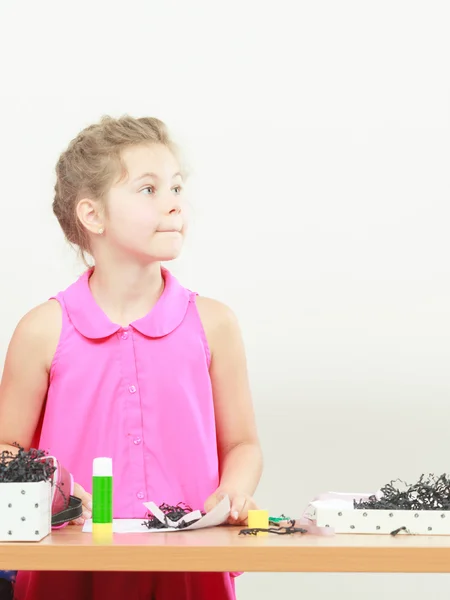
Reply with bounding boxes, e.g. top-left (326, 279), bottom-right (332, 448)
top-left (88, 259), bottom-right (164, 327)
